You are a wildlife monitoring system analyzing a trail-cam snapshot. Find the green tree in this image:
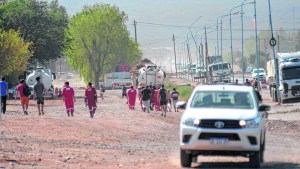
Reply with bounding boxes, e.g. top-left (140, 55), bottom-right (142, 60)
top-left (0, 29), bottom-right (32, 75)
top-left (0, 0), bottom-right (68, 63)
top-left (65, 4), bottom-right (142, 89)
